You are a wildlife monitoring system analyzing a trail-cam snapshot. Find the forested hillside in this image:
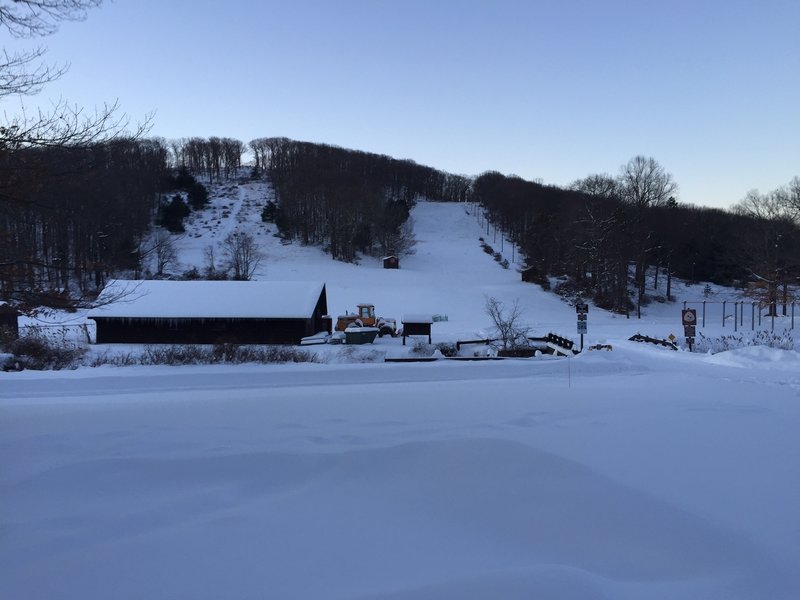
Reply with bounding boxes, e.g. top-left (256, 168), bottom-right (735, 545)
top-left (474, 164), bottom-right (800, 314)
top-left (1, 132), bottom-right (798, 314)
top-left (1, 139), bottom-right (167, 306)
top-left (251, 137), bottom-right (470, 261)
